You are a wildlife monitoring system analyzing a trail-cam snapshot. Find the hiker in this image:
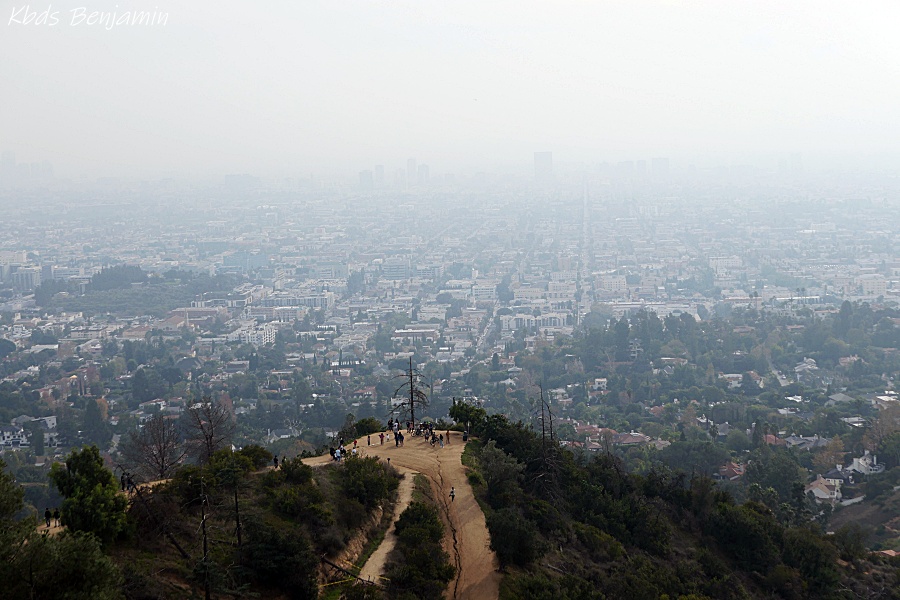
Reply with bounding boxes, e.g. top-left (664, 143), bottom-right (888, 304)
top-left (446, 429), bottom-right (451, 444)
top-left (335, 447), bottom-right (342, 462)
top-left (353, 440), bottom-right (358, 450)
top-left (379, 432), bottom-right (385, 445)
top-left (367, 435), bottom-right (371, 446)
top-left (449, 487), bottom-right (456, 502)
top-left (395, 432), bottom-right (400, 447)
top-left (53, 508), bottom-right (60, 527)
top-left (329, 446), bottom-right (336, 460)
top-left (44, 508), bottom-right (51, 528)
top-left (126, 474), bottom-right (135, 493)
top-left (273, 455), bottom-right (279, 469)
top-left (120, 473), bottom-right (126, 491)
top-left (439, 434), bottom-right (444, 448)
